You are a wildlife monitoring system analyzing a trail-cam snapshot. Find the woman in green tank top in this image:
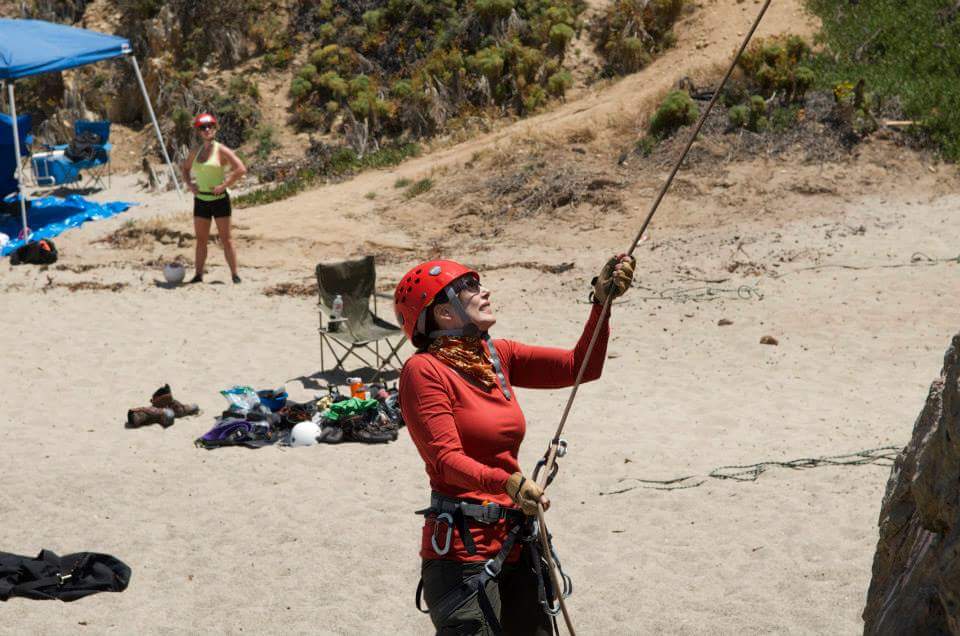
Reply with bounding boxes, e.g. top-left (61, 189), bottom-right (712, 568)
top-left (180, 113), bottom-right (247, 284)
